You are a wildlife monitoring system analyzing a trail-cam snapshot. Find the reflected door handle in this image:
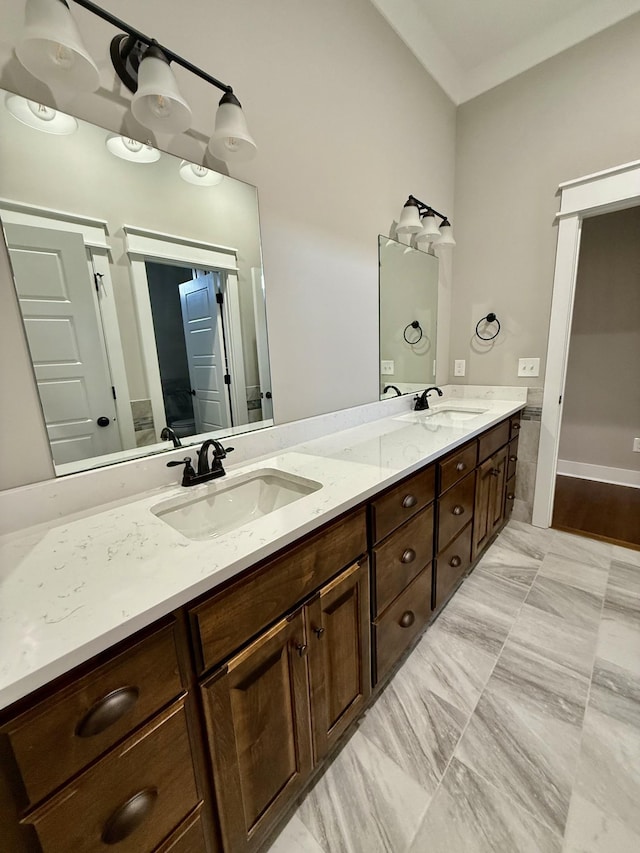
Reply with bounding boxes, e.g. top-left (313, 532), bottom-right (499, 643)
top-left (190, 389), bottom-right (196, 396)
top-left (265, 391), bottom-right (272, 399)
top-left (97, 416), bottom-right (110, 427)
